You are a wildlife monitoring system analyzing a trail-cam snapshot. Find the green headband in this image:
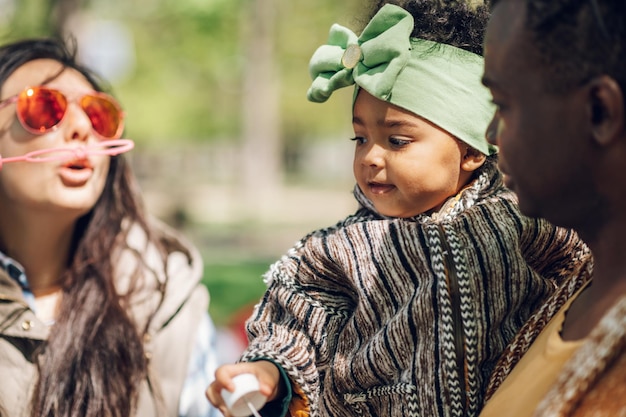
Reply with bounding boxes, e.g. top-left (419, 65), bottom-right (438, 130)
top-left (307, 4), bottom-right (497, 155)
